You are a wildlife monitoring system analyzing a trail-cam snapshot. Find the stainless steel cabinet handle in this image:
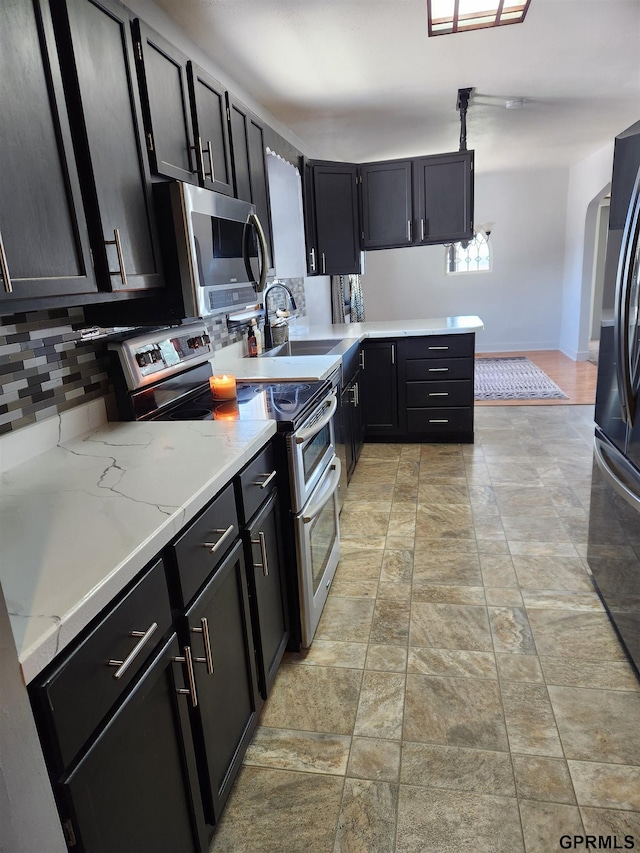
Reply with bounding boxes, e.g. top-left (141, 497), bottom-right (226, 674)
top-left (428, 346), bottom-right (449, 350)
top-left (355, 382), bottom-right (359, 406)
top-left (251, 530), bottom-right (269, 577)
top-left (391, 344), bottom-right (395, 365)
top-left (0, 230), bottom-right (12, 293)
top-left (428, 367), bottom-right (449, 372)
top-left (429, 419), bottom-right (449, 423)
top-left (175, 646), bottom-right (198, 707)
top-left (193, 137), bottom-right (206, 181)
top-left (191, 617), bottom-right (214, 674)
top-left (108, 622), bottom-right (158, 679)
top-left (421, 219), bottom-right (425, 241)
top-left (321, 252), bottom-right (326, 274)
top-left (407, 220), bottom-right (412, 242)
top-left (310, 248), bottom-right (316, 272)
top-left (253, 470), bottom-right (277, 490)
top-left (203, 523), bottom-right (235, 554)
top-left (205, 140), bottom-right (215, 183)
top-left (359, 350), bottom-right (365, 370)
top-left (428, 392), bottom-right (449, 397)
top-left (105, 228), bottom-right (128, 287)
